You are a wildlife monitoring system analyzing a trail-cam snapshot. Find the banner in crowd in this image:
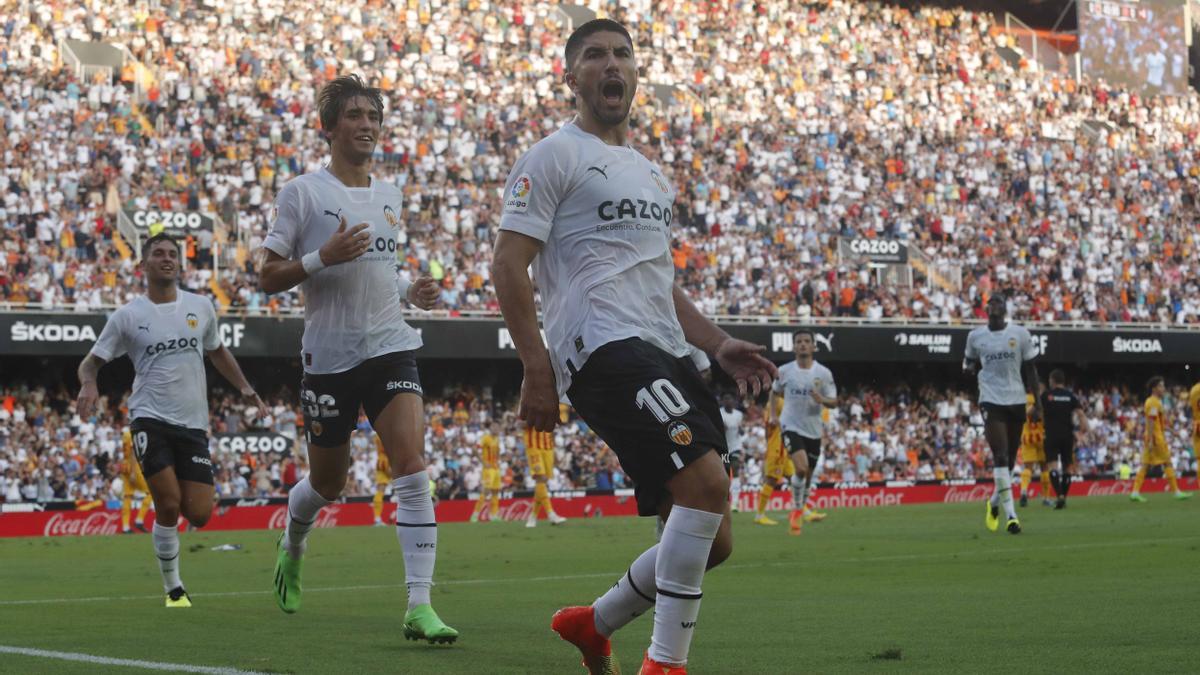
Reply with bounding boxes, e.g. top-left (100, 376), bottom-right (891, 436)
top-left (123, 209), bottom-right (215, 236)
top-left (212, 432), bottom-right (294, 454)
top-left (3, 478), bottom-right (1194, 538)
top-left (839, 237), bottom-right (909, 264)
top-left (3, 312), bottom-right (1199, 364)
